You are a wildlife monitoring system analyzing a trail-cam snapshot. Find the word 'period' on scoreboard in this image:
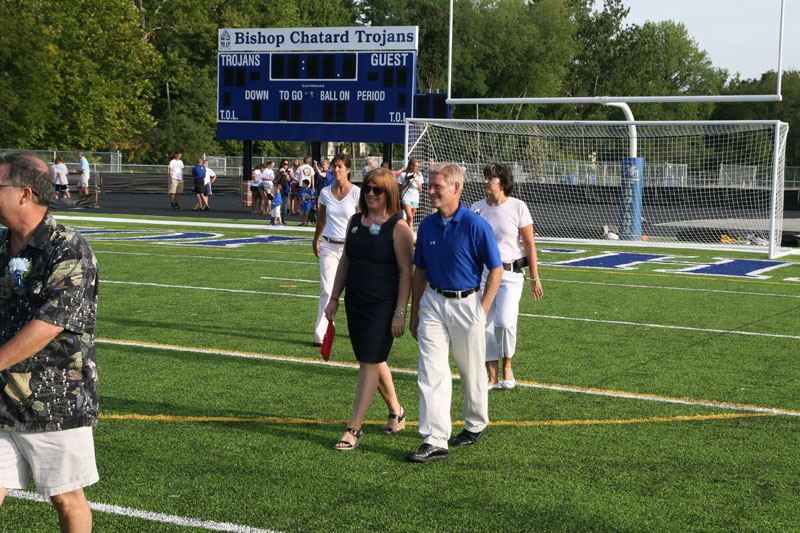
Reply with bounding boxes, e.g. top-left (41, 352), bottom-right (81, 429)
top-left (217, 26), bottom-right (418, 143)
